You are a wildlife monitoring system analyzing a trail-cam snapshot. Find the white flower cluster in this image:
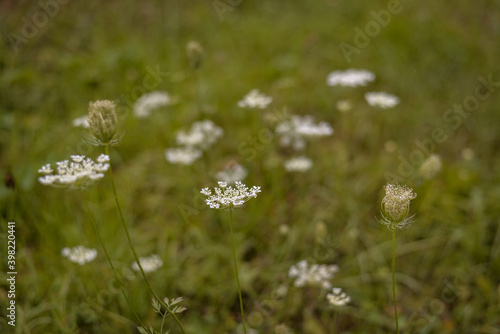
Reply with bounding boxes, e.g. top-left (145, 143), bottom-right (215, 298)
top-left (276, 115), bottom-right (333, 151)
top-left (365, 92), bottom-right (400, 108)
top-left (166, 120), bottom-right (223, 165)
top-left (38, 154), bottom-right (110, 189)
top-left (72, 115), bottom-right (89, 128)
top-left (418, 154), bottom-right (442, 180)
top-left (326, 69), bottom-right (375, 87)
top-left (288, 260), bottom-right (339, 290)
top-left (131, 254), bottom-right (163, 273)
top-left (283, 156), bottom-right (313, 172)
top-left (327, 287), bottom-right (351, 307)
top-left (216, 163), bottom-right (248, 184)
top-left (200, 181), bottom-right (261, 210)
top-left (62, 246), bottom-right (97, 265)
top-left (237, 89), bottom-right (272, 109)
top-left (134, 91), bottom-right (172, 118)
